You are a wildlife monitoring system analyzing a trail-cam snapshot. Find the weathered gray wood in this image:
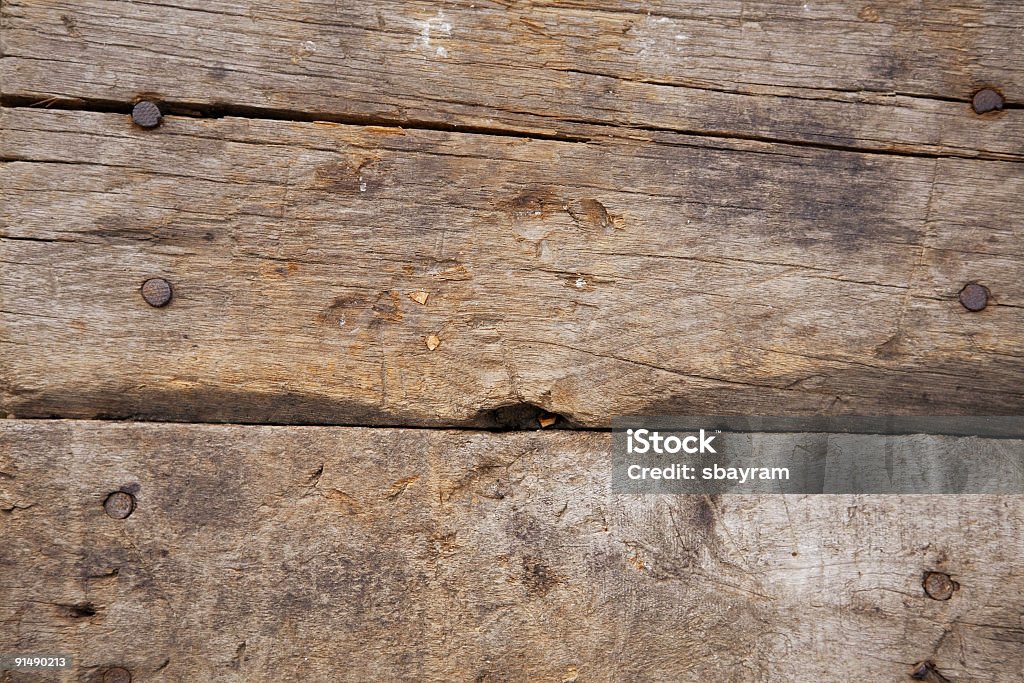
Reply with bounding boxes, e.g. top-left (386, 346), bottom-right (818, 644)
top-left (3, 107), bottom-right (1023, 426)
top-left (0, 420), bottom-right (1021, 681)
top-left (1, 0), bottom-right (1022, 159)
